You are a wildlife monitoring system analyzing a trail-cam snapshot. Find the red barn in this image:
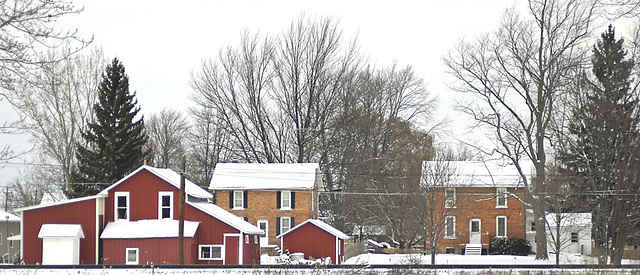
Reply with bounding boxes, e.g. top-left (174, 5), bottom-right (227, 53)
top-left (277, 219), bottom-right (349, 264)
top-left (19, 165), bottom-right (263, 265)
